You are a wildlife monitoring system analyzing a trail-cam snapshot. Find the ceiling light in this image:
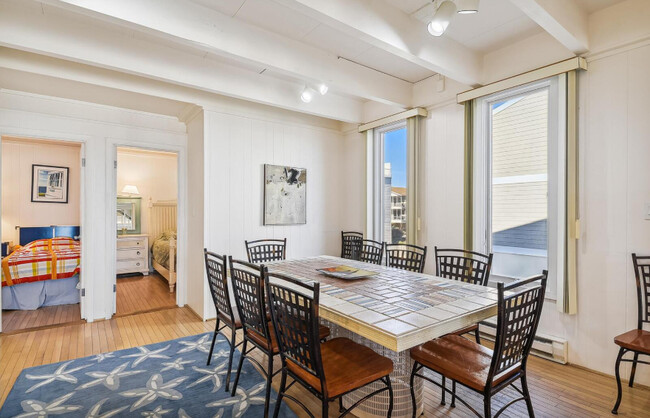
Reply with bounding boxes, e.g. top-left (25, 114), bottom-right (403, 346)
top-left (300, 86), bottom-right (315, 103)
top-left (456, 0), bottom-right (479, 14)
top-left (317, 83), bottom-right (328, 95)
top-left (427, 1), bottom-right (456, 37)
